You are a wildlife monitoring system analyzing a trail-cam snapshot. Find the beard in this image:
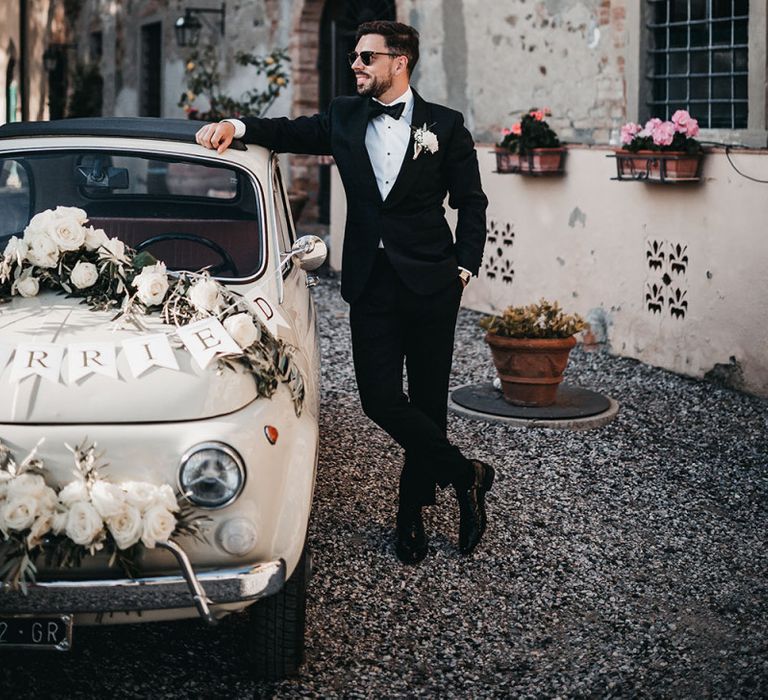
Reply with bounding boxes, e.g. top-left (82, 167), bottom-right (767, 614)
top-left (355, 70), bottom-right (394, 98)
